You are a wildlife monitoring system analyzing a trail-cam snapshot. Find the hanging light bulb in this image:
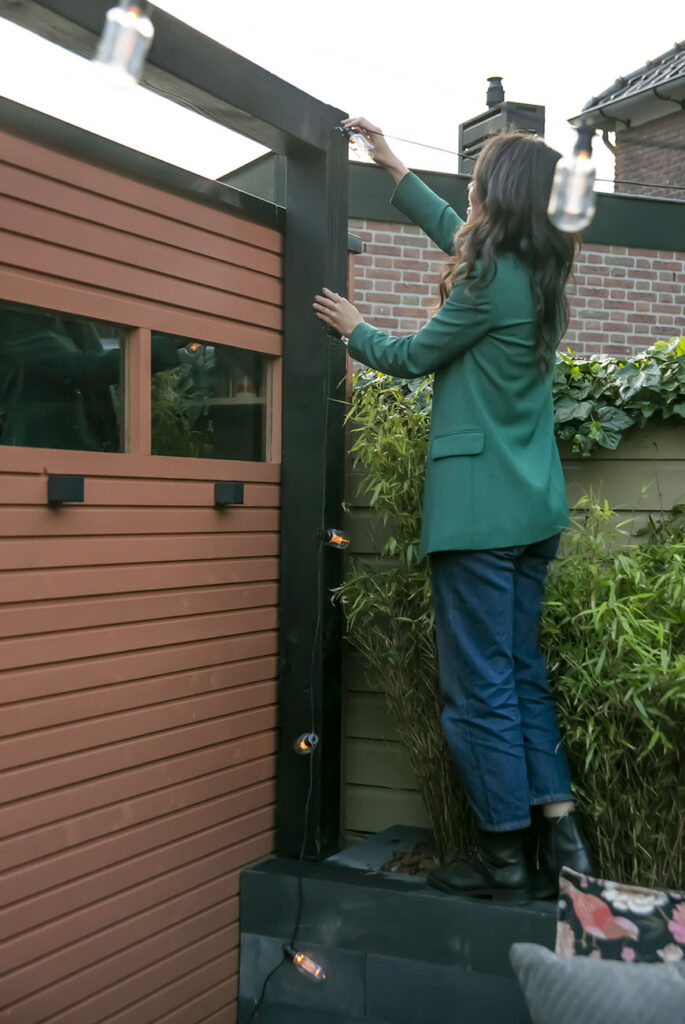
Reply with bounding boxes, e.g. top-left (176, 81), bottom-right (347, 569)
top-left (295, 733), bottom-right (319, 755)
top-left (323, 529), bottom-right (351, 550)
top-left (337, 126), bottom-right (376, 161)
top-left (284, 946), bottom-right (326, 983)
top-left (94, 1), bottom-right (155, 88)
top-left (547, 125), bottom-right (597, 233)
